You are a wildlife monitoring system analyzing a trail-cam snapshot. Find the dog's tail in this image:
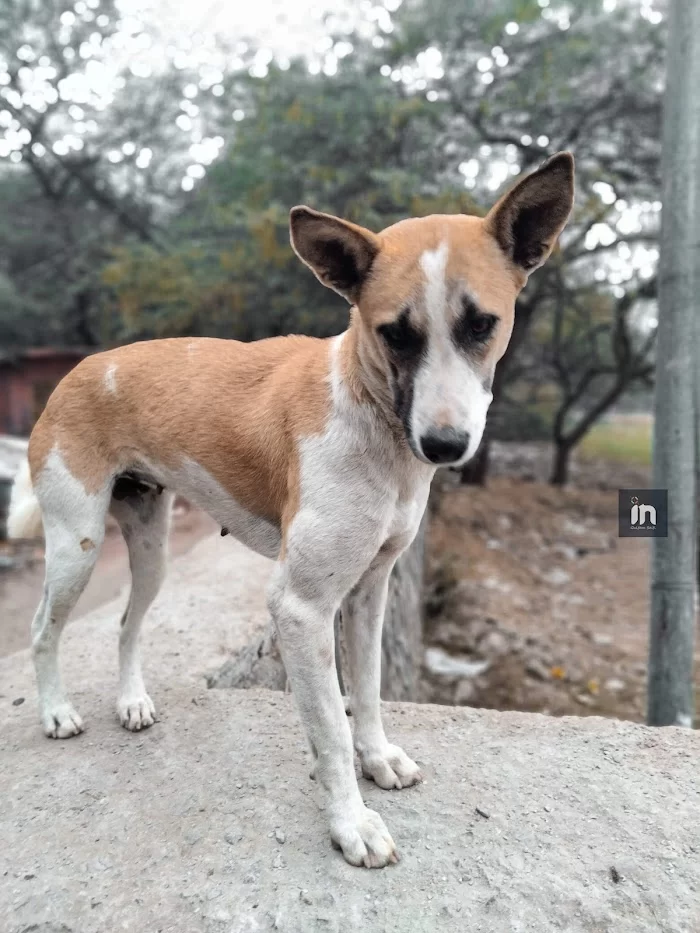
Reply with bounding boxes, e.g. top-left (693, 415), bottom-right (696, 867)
top-left (7, 457), bottom-right (44, 539)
